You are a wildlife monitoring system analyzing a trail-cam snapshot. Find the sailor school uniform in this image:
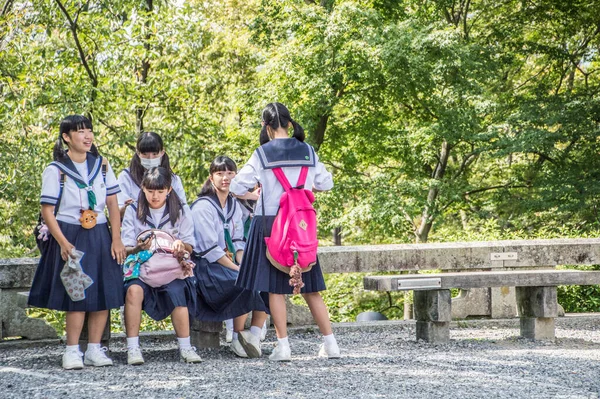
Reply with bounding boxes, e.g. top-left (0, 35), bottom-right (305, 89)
top-left (121, 202), bottom-right (197, 321)
top-left (28, 153), bottom-right (124, 311)
top-left (230, 137), bottom-right (333, 294)
top-left (117, 168), bottom-right (188, 208)
top-left (190, 194), bottom-right (268, 321)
